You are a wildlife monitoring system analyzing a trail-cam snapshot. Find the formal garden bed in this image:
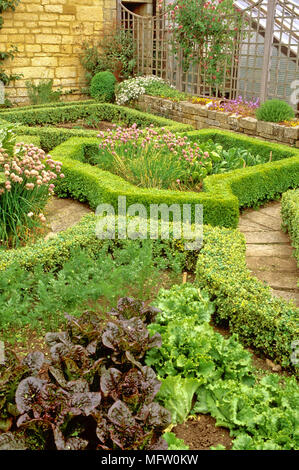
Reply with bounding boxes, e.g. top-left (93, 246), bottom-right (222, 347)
top-left (0, 98), bottom-right (299, 451)
top-left (0, 0), bottom-right (298, 454)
